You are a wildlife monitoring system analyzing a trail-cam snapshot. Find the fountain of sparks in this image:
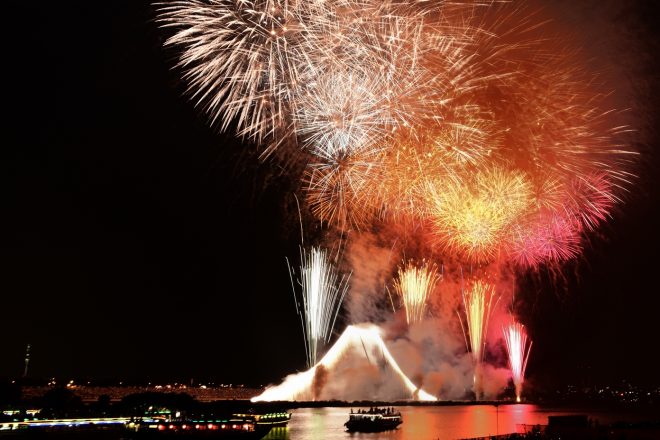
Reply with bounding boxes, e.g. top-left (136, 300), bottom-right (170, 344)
top-left (394, 261), bottom-right (440, 325)
top-left (290, 246), bottom-right (350, 368)
top-left (503, 322), bottom-right (533, 402)
top-left (459, 280), bottom-right (499, 400)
